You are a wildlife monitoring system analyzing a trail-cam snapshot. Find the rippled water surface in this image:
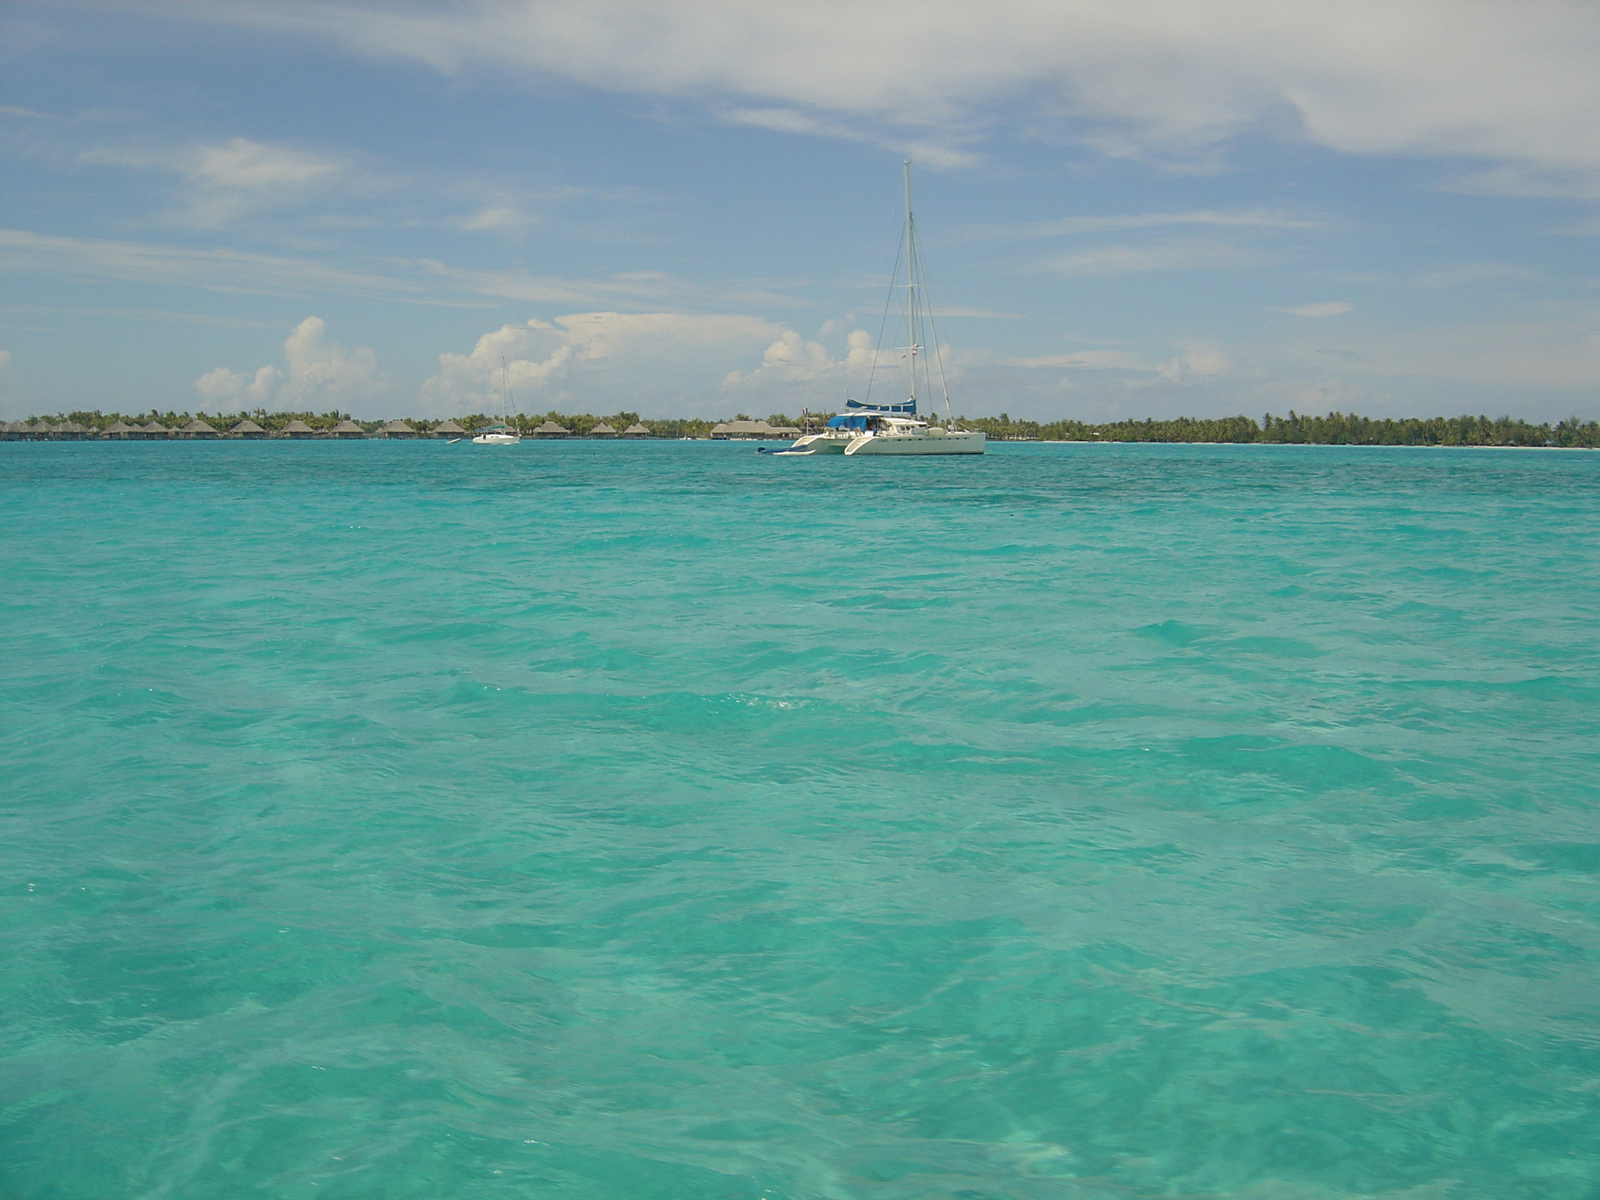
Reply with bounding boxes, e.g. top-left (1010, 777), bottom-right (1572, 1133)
top-left (4, 440), bottom-right (1599, 1199)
